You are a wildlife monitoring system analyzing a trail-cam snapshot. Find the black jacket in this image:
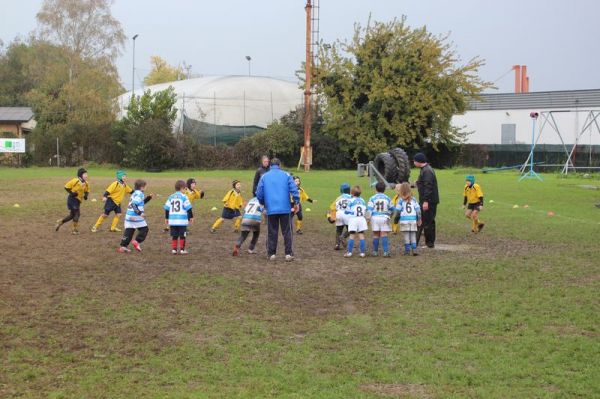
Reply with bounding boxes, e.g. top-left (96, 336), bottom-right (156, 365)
top-left (416, 164), bottom-right (439, 204)
top-left (252, 166), bottom-right (270, 196)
